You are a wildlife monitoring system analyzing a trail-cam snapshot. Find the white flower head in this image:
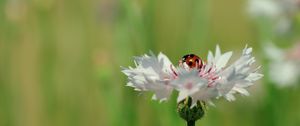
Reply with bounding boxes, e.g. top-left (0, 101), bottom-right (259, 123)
top-left (247, 0), bottom-right (300, 34)
top-left (248, 0), bottom-right (282, 19)
top-left (264, 42), bottom-right (300, 87)
top-left (248, 0), bottom-right (300, 18)
top-left (122, 45), bottom-right (263, 105)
